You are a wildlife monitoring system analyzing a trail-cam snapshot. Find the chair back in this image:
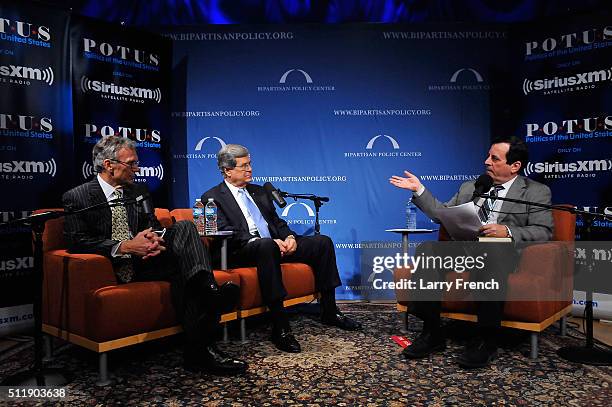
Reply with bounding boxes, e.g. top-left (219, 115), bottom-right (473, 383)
top-left (170, 208), bottom-right (193, 223)
top-left (551, 205), bottom-right (576, 242)
top-left (33, 209), bottom-right (66, 252)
